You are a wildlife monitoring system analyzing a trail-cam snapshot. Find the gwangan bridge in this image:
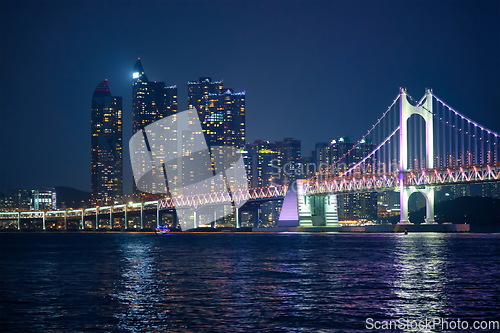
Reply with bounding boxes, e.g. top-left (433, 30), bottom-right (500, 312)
top-left (1, 89), bottom-right (498, 231)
